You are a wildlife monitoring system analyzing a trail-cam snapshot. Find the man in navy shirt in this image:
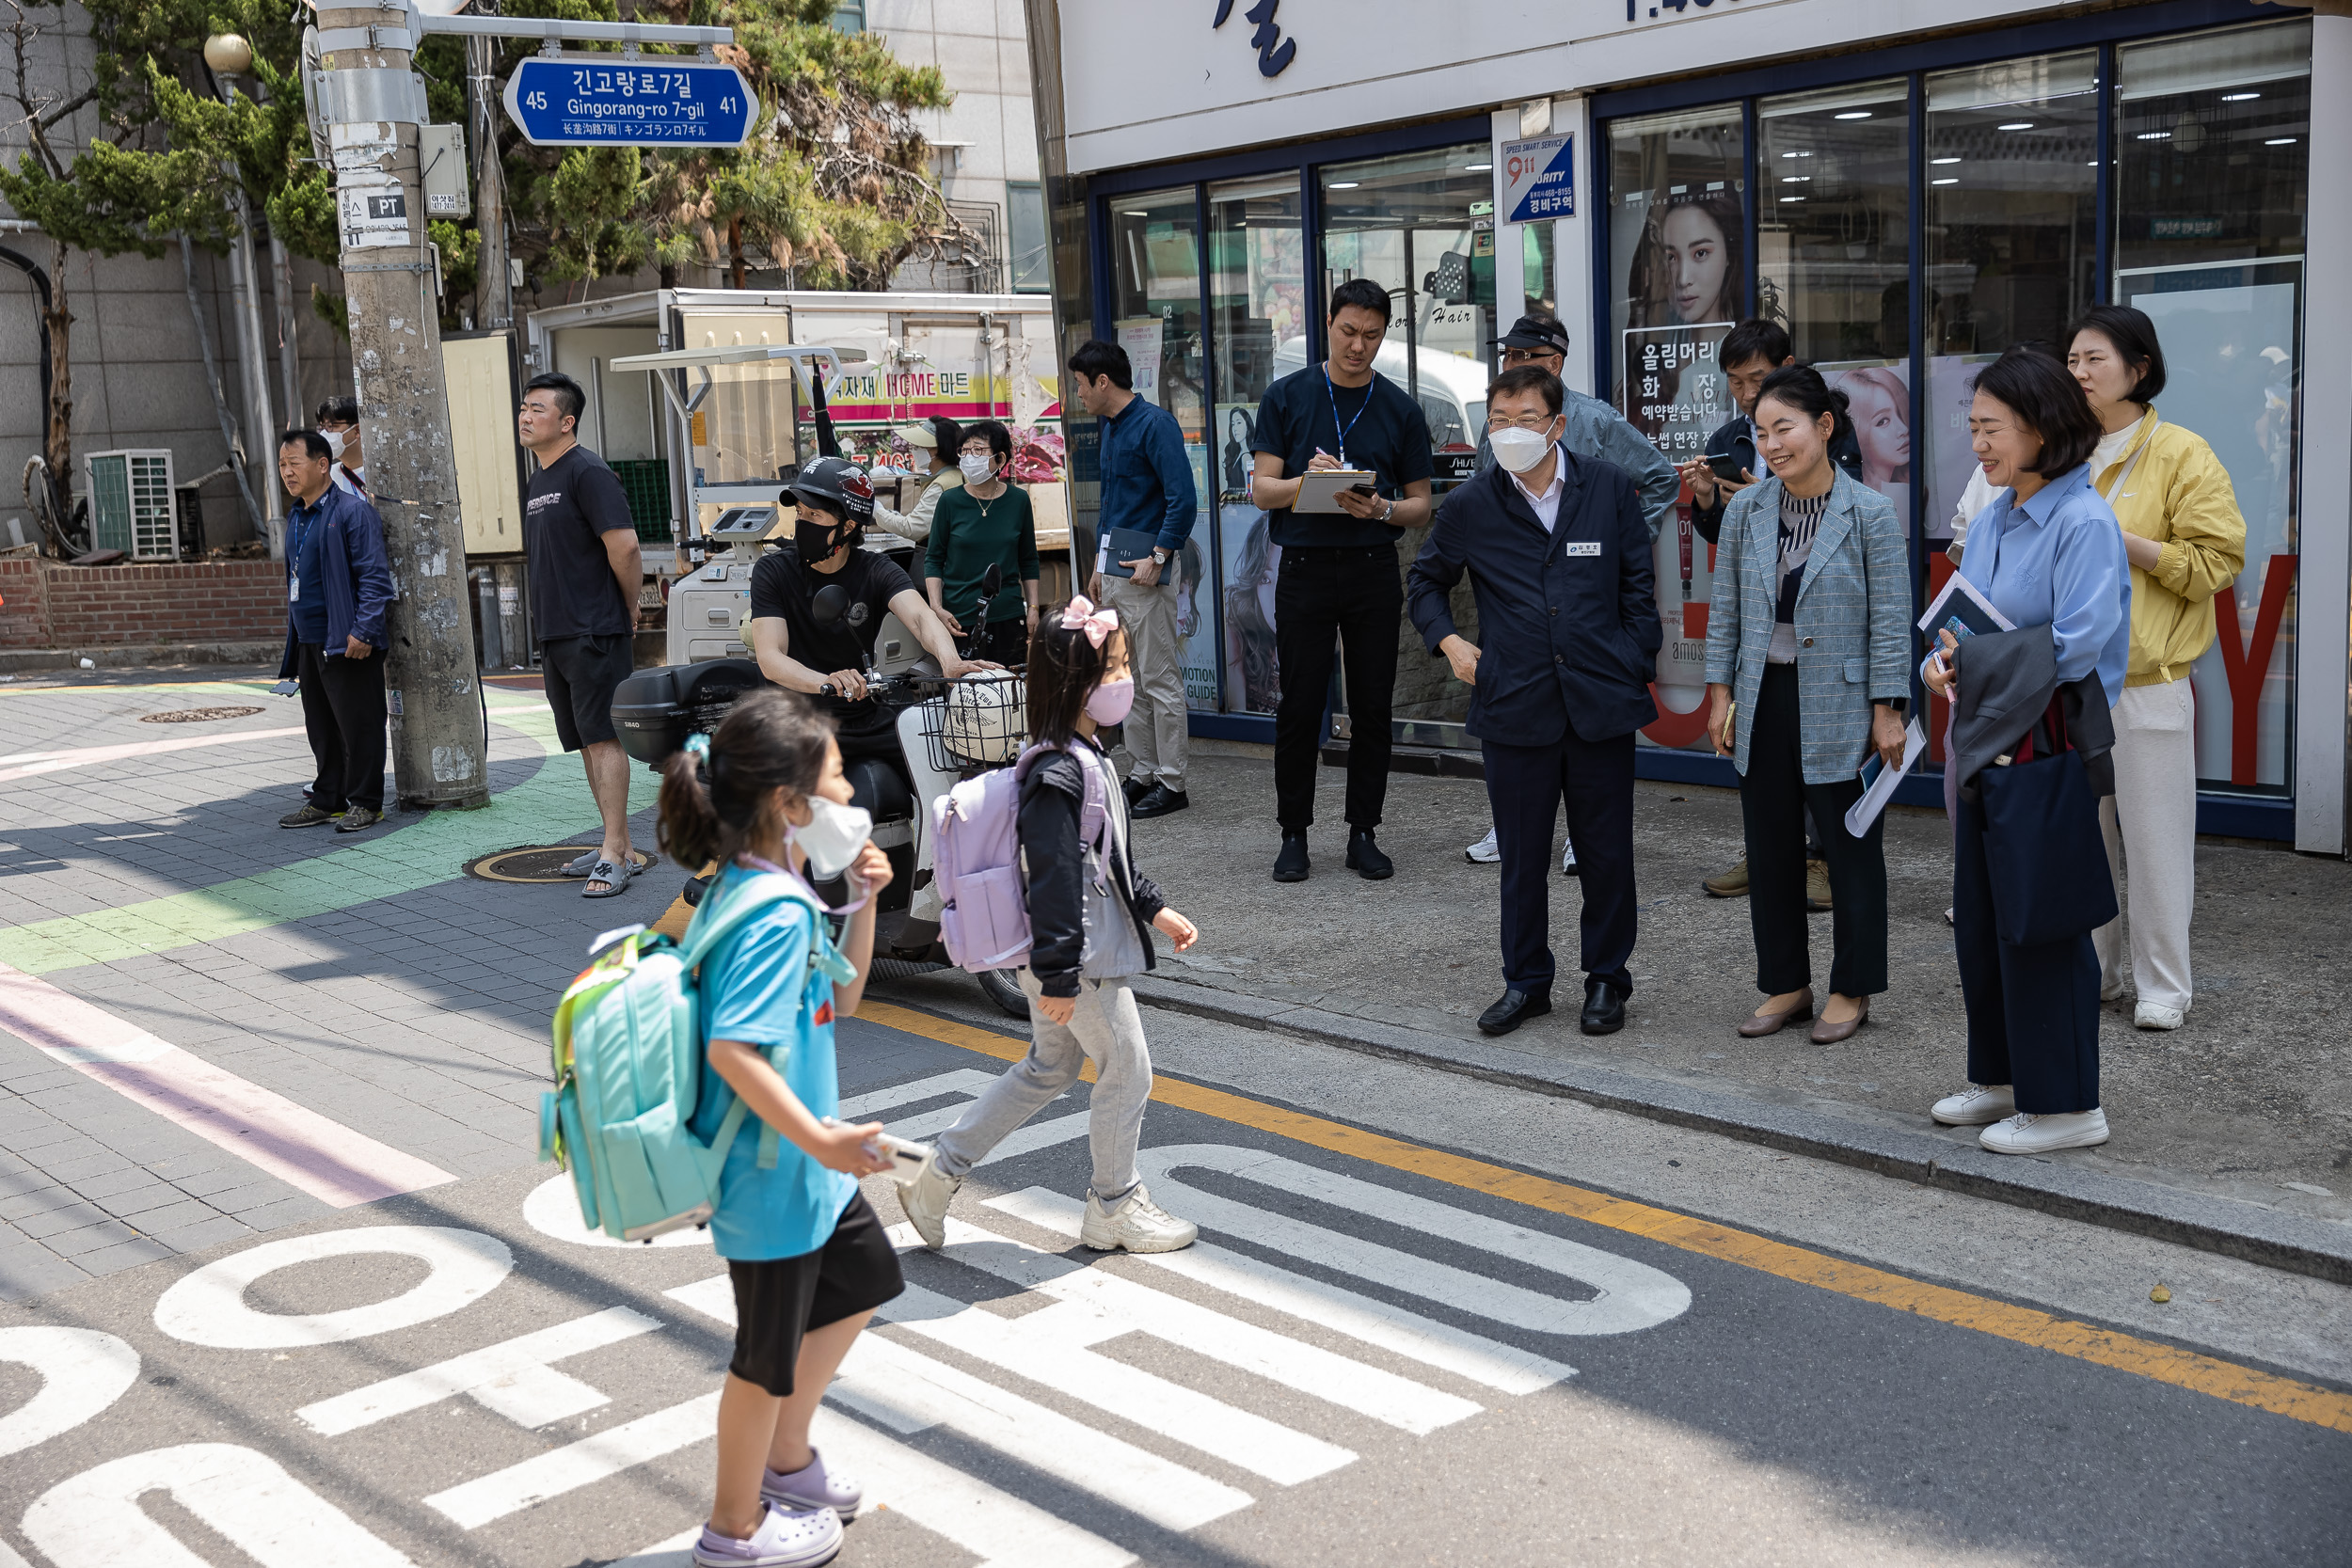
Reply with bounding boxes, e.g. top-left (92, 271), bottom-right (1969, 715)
top-left (1408, 366), bottom-right (1661, 1038)
top-left (274, 429), bottom-right (395, 833)
top-left (1074, 338), bottom-right (1199, 818)
top-left (1248, 277), bottom-right (1435, 883)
